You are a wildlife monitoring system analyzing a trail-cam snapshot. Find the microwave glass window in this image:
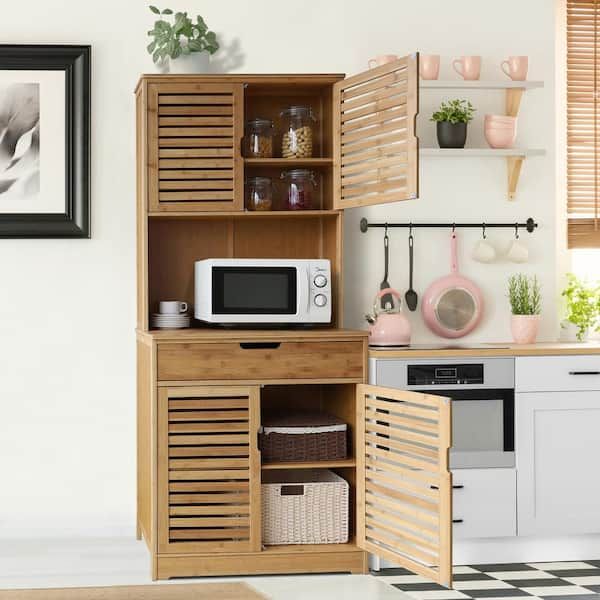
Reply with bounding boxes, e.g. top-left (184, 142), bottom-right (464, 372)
top-left (212, 267), bottom-right (297, 314)
top-left (452, 399), bottom-right (504, 452)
